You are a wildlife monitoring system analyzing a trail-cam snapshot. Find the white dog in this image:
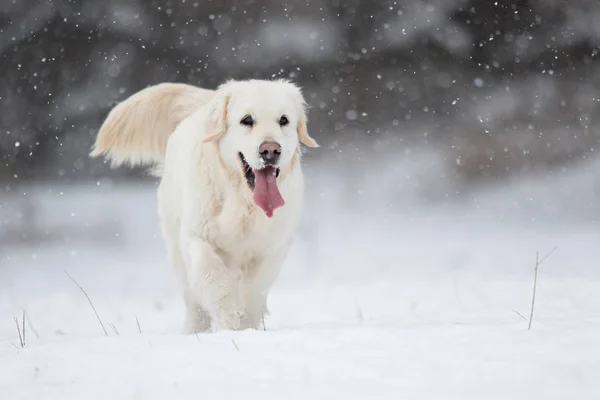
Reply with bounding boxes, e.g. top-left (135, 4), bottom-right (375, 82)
top-left (90, 79), bottom-right (318, 333)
